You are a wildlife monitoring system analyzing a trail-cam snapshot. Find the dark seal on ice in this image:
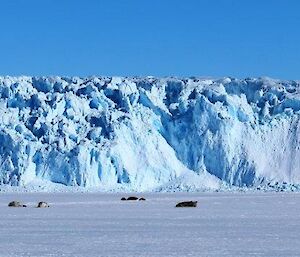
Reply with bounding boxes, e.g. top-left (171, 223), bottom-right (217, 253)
top-left (126, 196), bottom-right (139, 201)
top-left (175, 201), bottom-right (197, 208)
top-left (37, 201), bottom-right (50, 208)
top-left (121, 196), bottom-right (146, 201)
top-left (8, 201), bottom-right (27, 207)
